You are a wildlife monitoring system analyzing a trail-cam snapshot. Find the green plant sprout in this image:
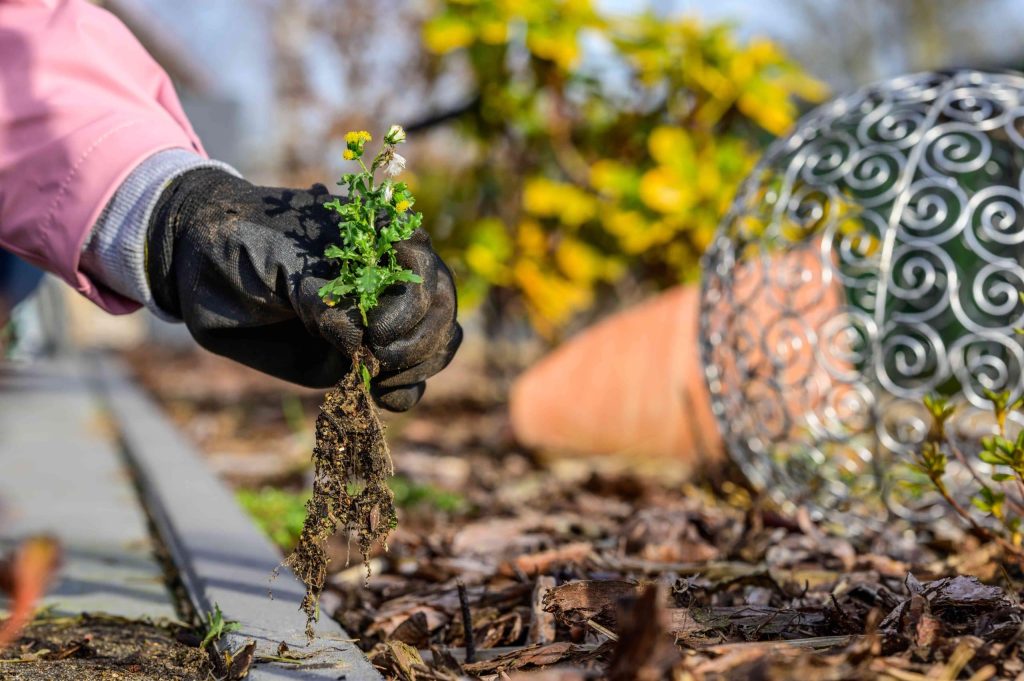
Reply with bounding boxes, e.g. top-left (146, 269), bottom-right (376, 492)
top-left (917, 388), bottom-right (1024, 561)
top-left (318, 125), bottom-right (423, 326)
top-left (200, 603), bottom-right (241, 650)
